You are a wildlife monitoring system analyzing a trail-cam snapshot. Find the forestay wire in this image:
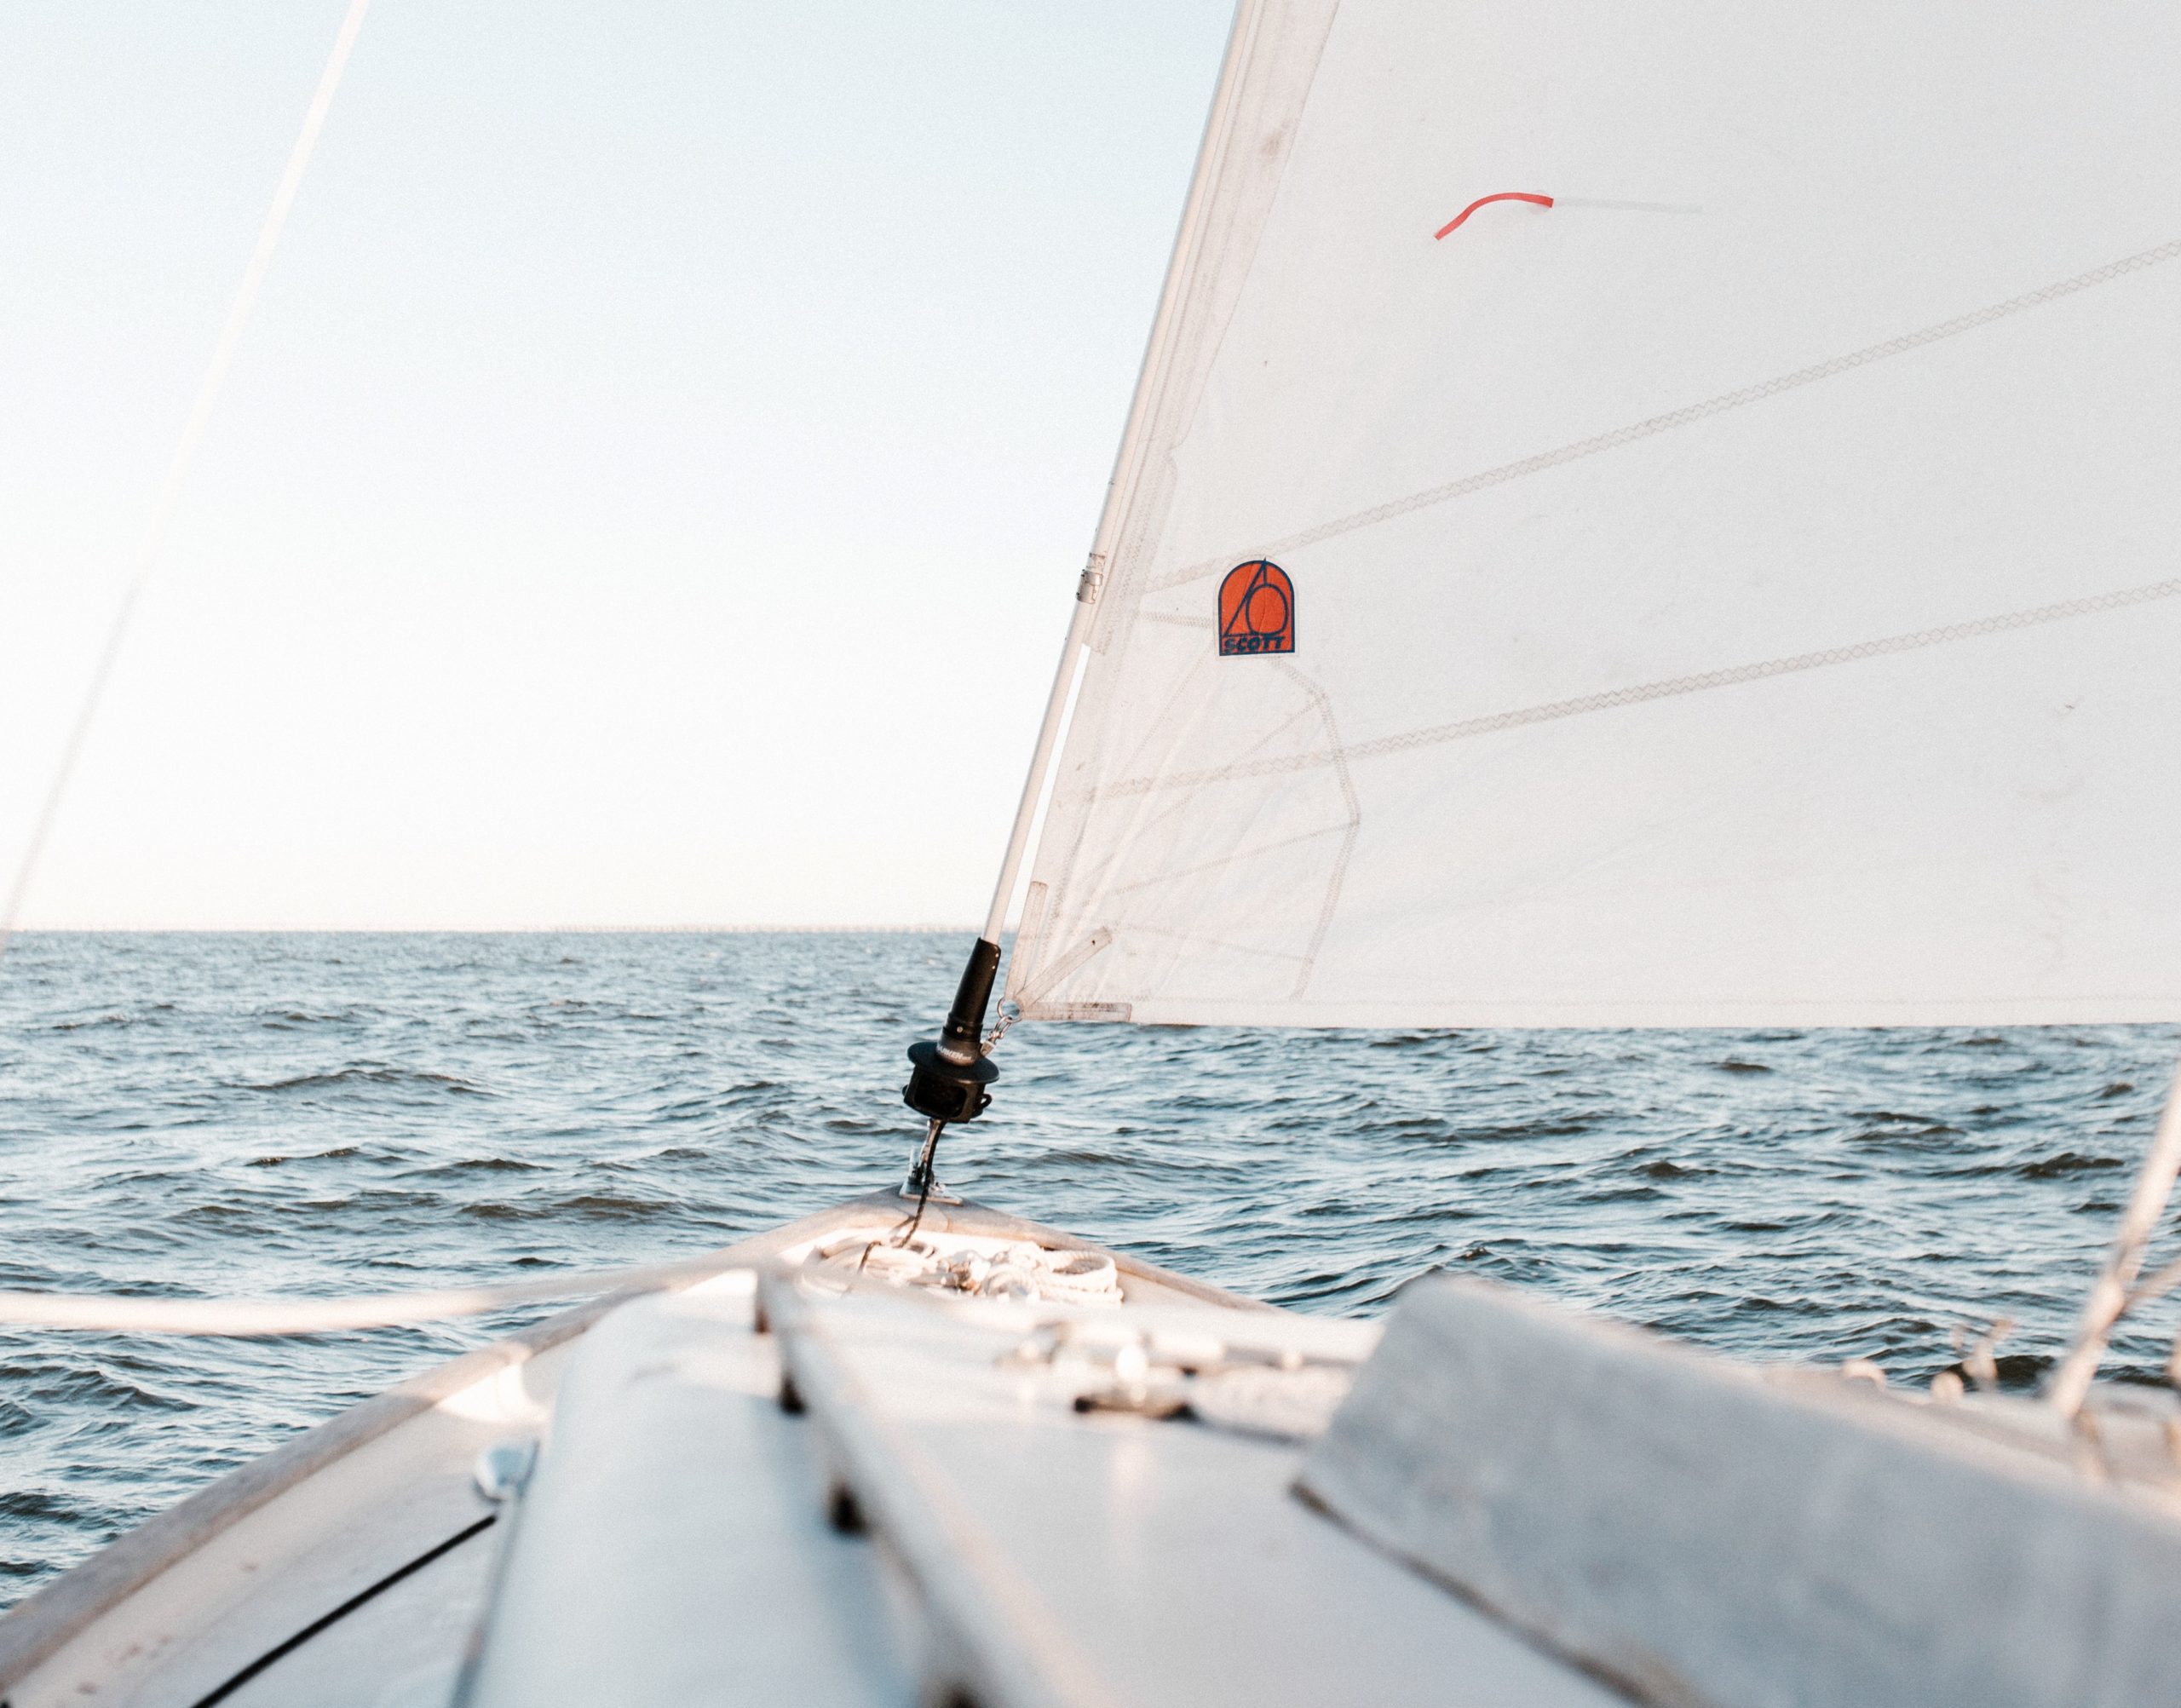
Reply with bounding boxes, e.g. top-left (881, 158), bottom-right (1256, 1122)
top-left (0, 0), bottom-right (373, 961)
top-left (0, 6), bottom-right (715, 1347)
